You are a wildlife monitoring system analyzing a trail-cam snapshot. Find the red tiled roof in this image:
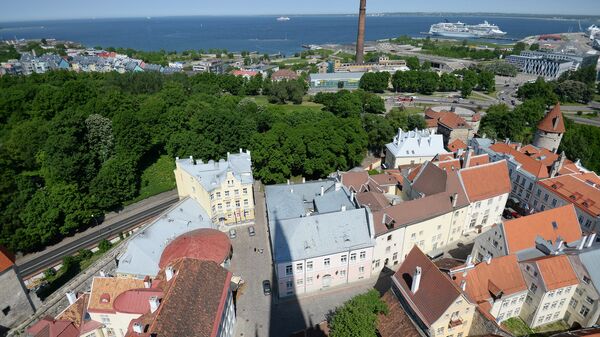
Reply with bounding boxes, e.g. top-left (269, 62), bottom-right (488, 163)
top-left (340, 171), bottom-right (369, 192)
top-left (452, 255), bottom-right (527, 303)
top-left (27, 317), bottom-right (80, 337)
top-left (425, 109), bottom-right (469, 130)
top-left (272, 69), bottom-right (299, 80)
top-left (392, 246), bottom-right (465, 327)
top-left (447, 139), bottom-right (467, 152)
top-left (88, 277), bottom-right (146, 313)
top-left (458, 161), bottom-right (511, 202)
top-left (538, 174), bottom-right (600, 217)
top-left (526, 255), bottom-right (578, 290)
top-left (370, 173), bottom-right (397, 187)
top-left (356, 192), bottom-right (390, 212)
top-left (503, 205), bottom-right (582, 253)
top-left (0, 245), bottom-right (15, 273)
top-left (489, 143), bottom-right (550, 179)
top-left (159, 228), bottom-right (231, 269)
top-left (113, 289), bottom-right (164, 314)
top-left (537, 103), bottom-right (565, 133)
